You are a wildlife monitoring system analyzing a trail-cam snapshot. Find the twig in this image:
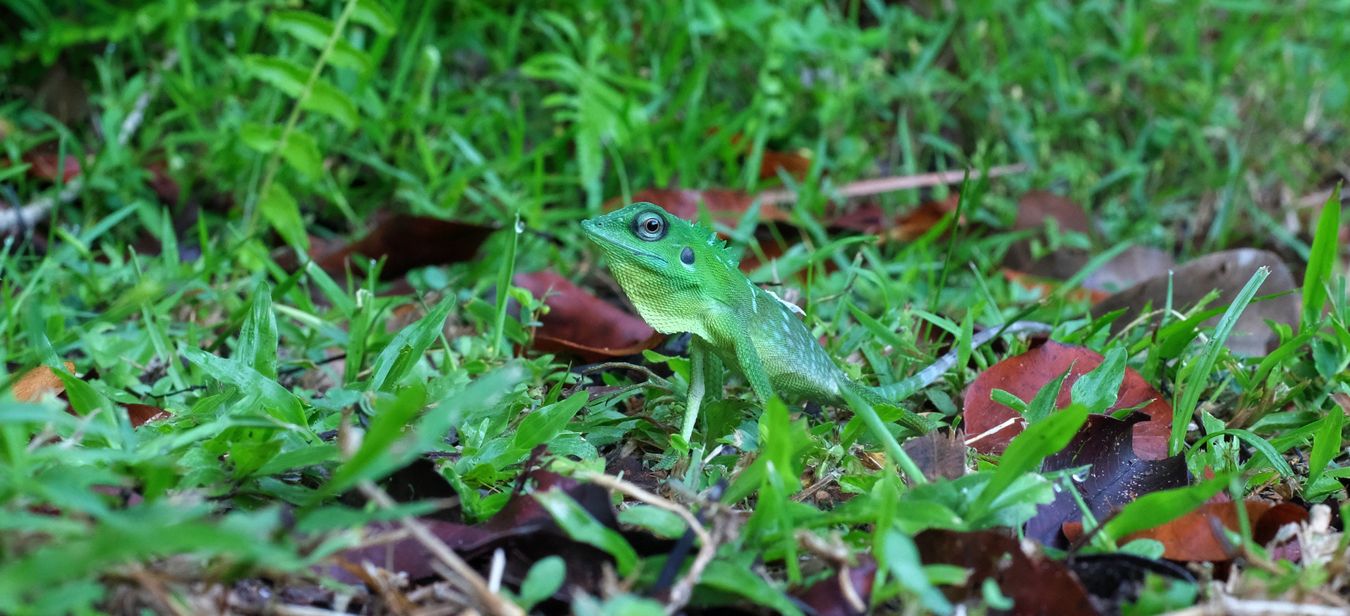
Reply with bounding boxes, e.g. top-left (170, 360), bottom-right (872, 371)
top-left (576, 471), bottom-right (713, 549)
top-left (576, 470), bottom-right (721, 615)
top-left (357, 480), bottom-right (523, 616)
top-left (757, 163), bottom-right (1027, 205)
top-left (0, 51), bottom-right (179, 235)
